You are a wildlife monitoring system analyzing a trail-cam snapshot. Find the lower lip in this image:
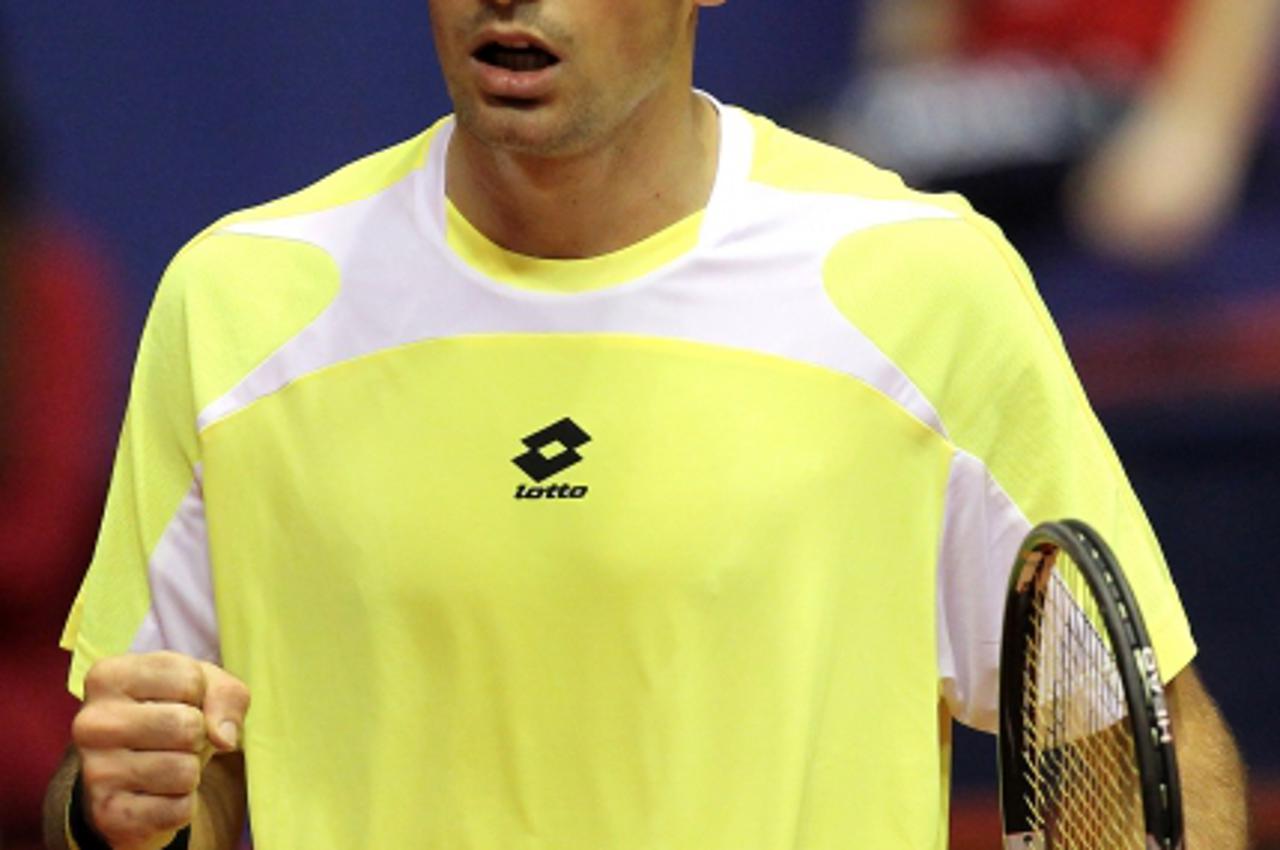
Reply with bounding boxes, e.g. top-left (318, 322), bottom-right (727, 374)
top-left (469, 57), bottom-right (560, 101)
